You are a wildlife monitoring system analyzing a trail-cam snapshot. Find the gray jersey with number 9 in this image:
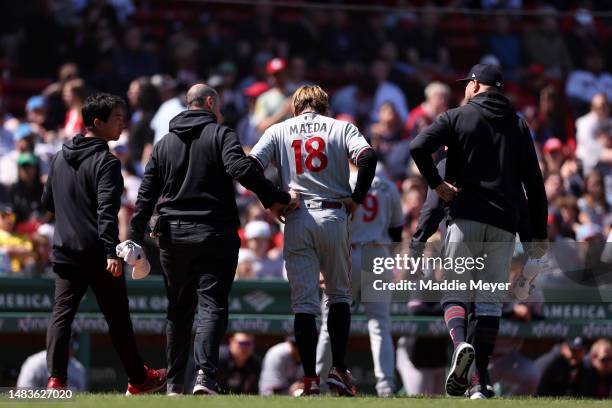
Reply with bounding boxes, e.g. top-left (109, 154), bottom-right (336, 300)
top-left (249, 112), bottom-right (371, 200)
